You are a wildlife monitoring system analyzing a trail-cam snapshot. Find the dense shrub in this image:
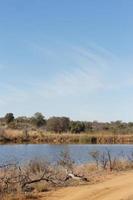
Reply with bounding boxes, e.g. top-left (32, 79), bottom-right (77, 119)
top-left (31, 112), bottom-right (46, 128)
top-left (4, 113), bottom-right (14, 124)
top-left (70, 121), bottom-right (85, 133)
top-left (46, 117), bottom-right (70, 133)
